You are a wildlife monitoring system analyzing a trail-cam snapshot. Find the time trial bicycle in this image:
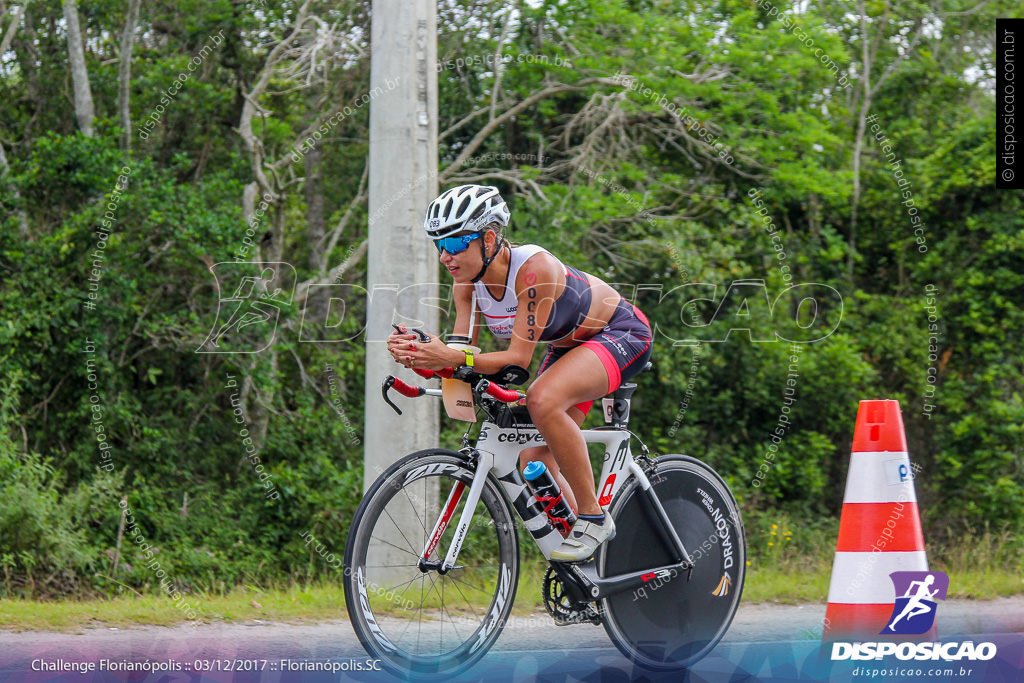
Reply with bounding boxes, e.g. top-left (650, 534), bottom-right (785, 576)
top-left (343, 358), bottom-right (745, 678)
